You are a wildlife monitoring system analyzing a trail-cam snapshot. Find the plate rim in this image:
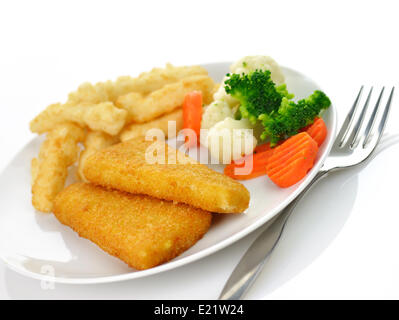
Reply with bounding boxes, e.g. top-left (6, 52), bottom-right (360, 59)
top-left (0, 63), bottom-right (337, 284)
